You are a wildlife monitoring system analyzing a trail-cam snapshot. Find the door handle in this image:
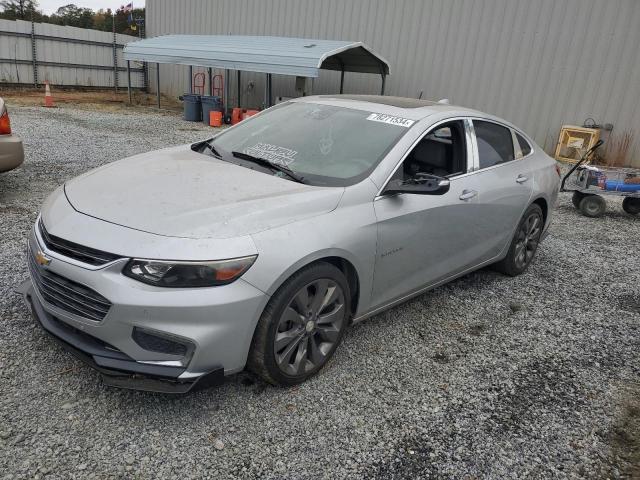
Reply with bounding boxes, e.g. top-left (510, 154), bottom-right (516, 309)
top-left (516, 174), bottom-right (529, 184)
top-left (459, 189), bottom-right (478, 201)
